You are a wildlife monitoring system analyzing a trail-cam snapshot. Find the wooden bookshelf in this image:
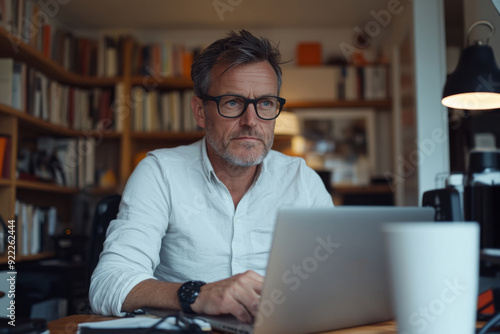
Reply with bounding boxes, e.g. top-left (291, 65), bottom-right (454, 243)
top-left (0, 179), bottom-right (12, 187)
top-left (130, 75), bottom-right (193, 90)
top-left (0, 24), bottom-right (395, 264)
top-left (15, 179), bottom-right (80, 194)
top-left (0, 27), bottom-right (202, 264)
top-left (0, 251), bottom-right (57, 264)
top-left (0, 104), bottom-right (122, 138)
top-left (130, 131), bottom-right (204, 141)
top-left (0, 27), bottom-right (120, 88)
